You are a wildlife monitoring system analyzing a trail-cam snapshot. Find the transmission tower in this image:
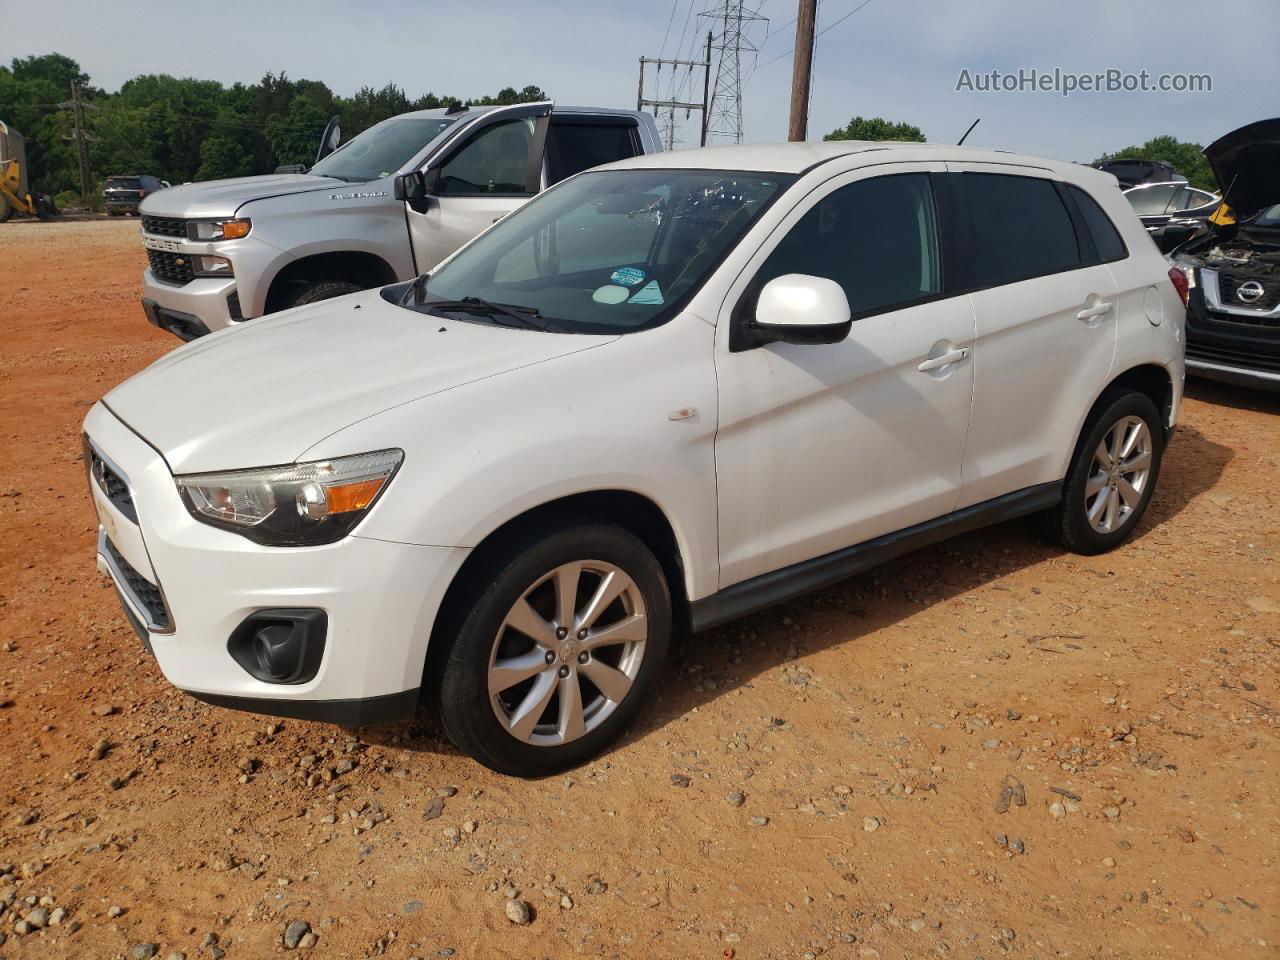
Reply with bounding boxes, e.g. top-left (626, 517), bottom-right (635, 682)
top-left (700, 1), bottom-right (767, 144)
